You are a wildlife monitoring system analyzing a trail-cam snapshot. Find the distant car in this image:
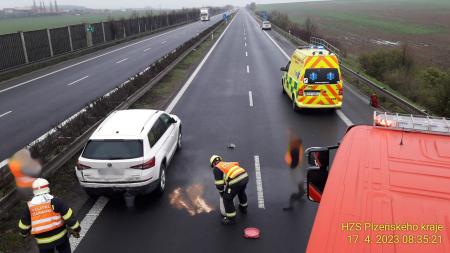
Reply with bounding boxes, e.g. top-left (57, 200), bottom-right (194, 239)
top-left (75, 109), bottom-right (182, 196)
top-left (261, 21), bottom-right (272, 30)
